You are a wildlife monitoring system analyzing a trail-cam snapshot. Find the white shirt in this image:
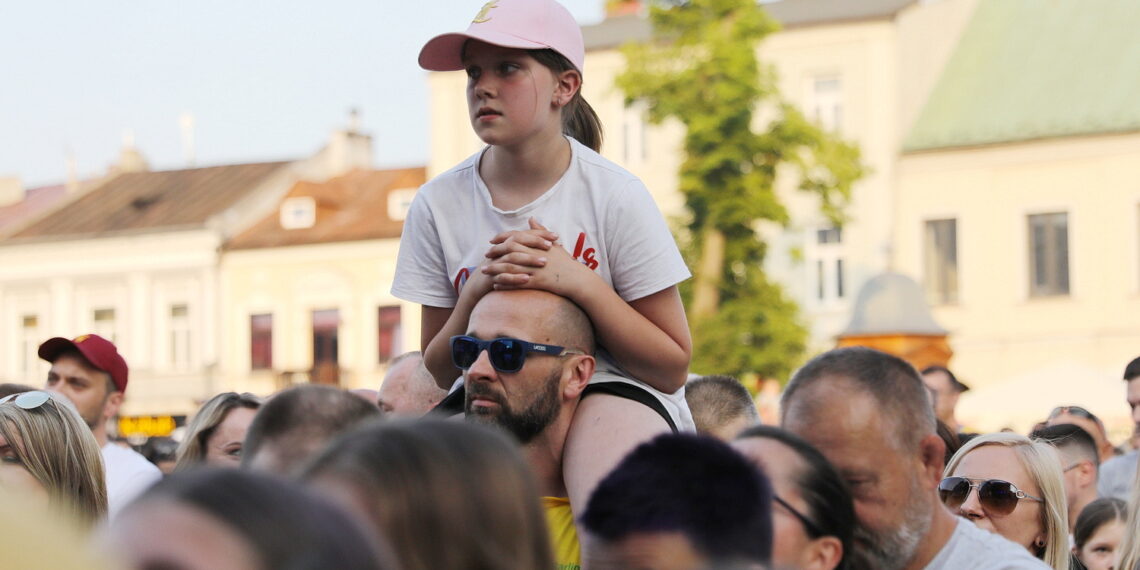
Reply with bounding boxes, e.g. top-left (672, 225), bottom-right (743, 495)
top-left (392, 136), bottom-right (690, 308)
top-left (924, 517), bottom-right (1052, 570)
top-left (102, 442), bottom-right (162, 518)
